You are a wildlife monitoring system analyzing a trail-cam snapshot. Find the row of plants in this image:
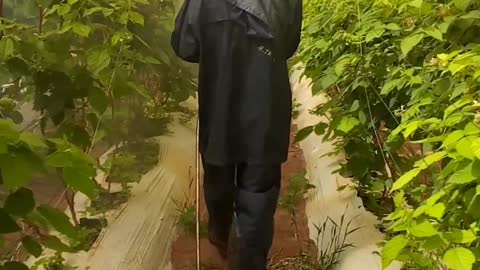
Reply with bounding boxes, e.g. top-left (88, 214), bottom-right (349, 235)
top-left (0, 0), bottom-right (195, 269)
top-left (298, 0), bottom-right (480, 269)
